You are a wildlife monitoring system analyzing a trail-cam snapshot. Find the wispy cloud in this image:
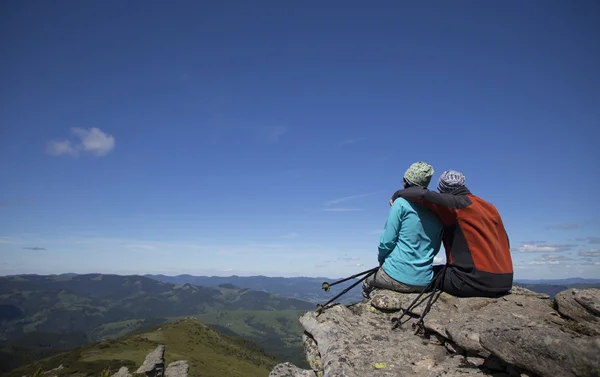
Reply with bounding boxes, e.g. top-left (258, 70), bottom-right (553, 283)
top-left (47, 127), bottom-right (116, 157)
top-left (23, 247), bottom-right (46, 251)
top-left (323, 208), bottom-right (363, 212)
top-left (544, 223), bottom-right (579, 230)
top-left (520, 240), bottom-right (547, 245)
top-left (579, 249), bottom-right (600, 257)
top-left (325, 193), bottom-right (373, 206)
top-left (513, 243), bottom-right (576, 253)
top-left (576, 237), bottom-right (600, 244)
top-left (339, 138), bottom-right (368, 148)
top-left (530, 254), bottom-right (574, 265)
top-left (280, 232), bottom-right (299, 239)
top-left (368, 230), bottom-right (382, 236)
top-left (323, 192), bottom-right (376, 212)
top-left (46, 140), bottom-right (79, 156)
top-left (257, 126), bottom-right (289, 143)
